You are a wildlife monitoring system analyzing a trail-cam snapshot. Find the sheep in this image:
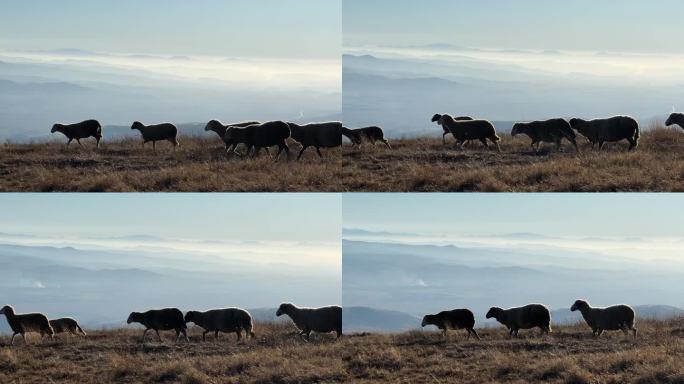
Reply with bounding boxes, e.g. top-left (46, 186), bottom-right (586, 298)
top-left (288, 122), bottom-right (343, 160)
top-left (486, 304), bottom-right (552, 337)
top-left (570, 300), bottom-right (637, 338)
top-left (51, 119), bottom-right (102, 148)
top-left (224, 121), bottom-right (291, 160)
top-left (665, 113), bottom-right (684, 129)
top-left (49, 317), bottom-right (86, 336)
top-left (0, 305), bottom-right (54, 345)
top-left (131, 121), bottom-right (179, 151)
top-left (569, 116), bottom-right (639, 151)
top-left (421, 308), bottom-right (480, 340)
top-left (437, 114), bottom-right (501, 151)
top-left (342, 126), bottom-right (391, 149)
top-left (432, 114), bottom-right (473, 144)
top-left (275, 303), bottom-right (342, 340)
top-left (205, 120), bottom-right (261, 151)
top-left (511, 119), bottom-right (579, 152)
top-left (184, 308), bottom-right (255, 342)
top-left (126, 308), bottom-right (188, 342)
